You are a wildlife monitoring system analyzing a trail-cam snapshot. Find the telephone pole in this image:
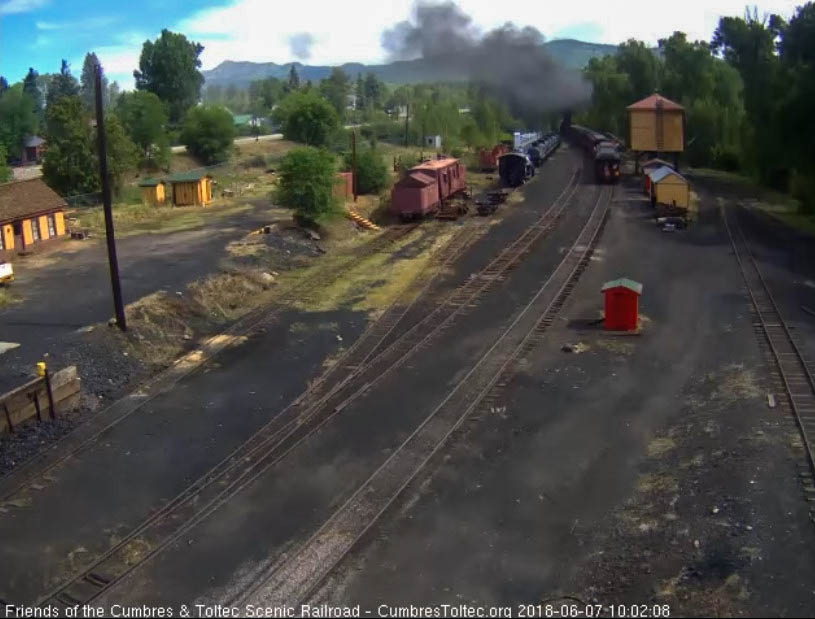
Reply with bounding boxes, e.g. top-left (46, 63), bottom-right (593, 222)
top-left (94, 63), bottom-right (126, 331)
top-left (351, 130), bottom-right (358, 203)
